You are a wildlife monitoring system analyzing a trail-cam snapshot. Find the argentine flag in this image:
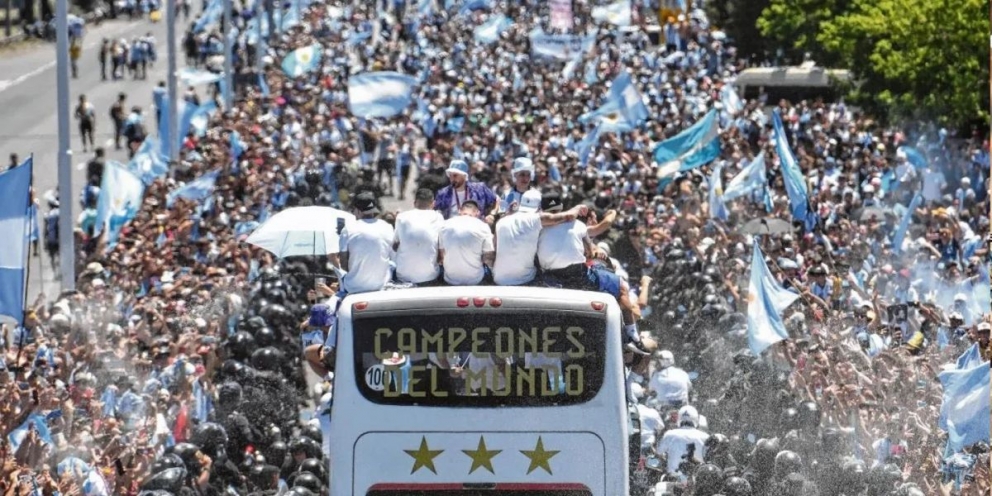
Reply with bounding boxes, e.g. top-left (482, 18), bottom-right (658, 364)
top-left (938, 360), bottom-right (990, 453)
top-left (347, 72), bottom-right (418, 118)
top-left (591, 0), bottom-right (631, 26)
top-left (128, 137), bottom-right (170, 185)
top-left (281, 44), bottom-right (322, 78)
top-left (653, 109), bottom-right (722, 179)
top-left (746, 241), bottom-right (800, 355)
top-left (473, 14), bottom-right (511, 45)
top-left (0, 158), bottom-right (31, 325)
top-left (94, 162), bottom-right (145, 250)
top-left (721, 152), bottom-right (767, 202)
top-left (771, 110), bottom-right (812, 226)
top-left (179, 68), bottom-right (222, 86)
top-left (579, 71), bottom-right (648, 133)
